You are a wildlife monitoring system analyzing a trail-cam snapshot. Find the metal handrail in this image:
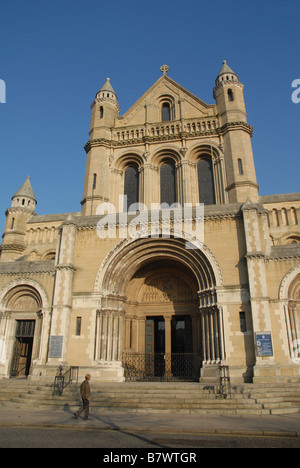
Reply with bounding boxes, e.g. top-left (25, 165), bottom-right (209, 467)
top-left (53, 366), bottom-right (79, 395)
top-left (216, 365), bottom-right (231, 399)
